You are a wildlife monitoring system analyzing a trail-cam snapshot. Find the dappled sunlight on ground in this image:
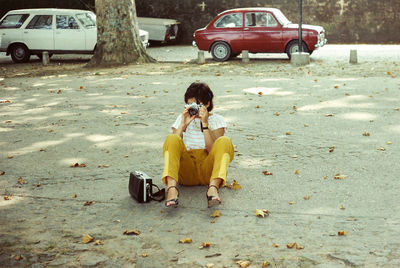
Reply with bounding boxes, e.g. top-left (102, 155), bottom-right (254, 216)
top-left (298, 95), bottom-right (375, 112)
top-left (243, 87), bottom-right (294, 96)
top-left (338, 112), bottom-right (377, 121)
